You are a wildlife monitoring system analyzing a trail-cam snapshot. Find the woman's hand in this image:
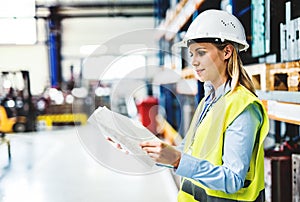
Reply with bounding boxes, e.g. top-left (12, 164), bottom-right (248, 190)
top-left (140, 141), bottom-right (181, 168)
